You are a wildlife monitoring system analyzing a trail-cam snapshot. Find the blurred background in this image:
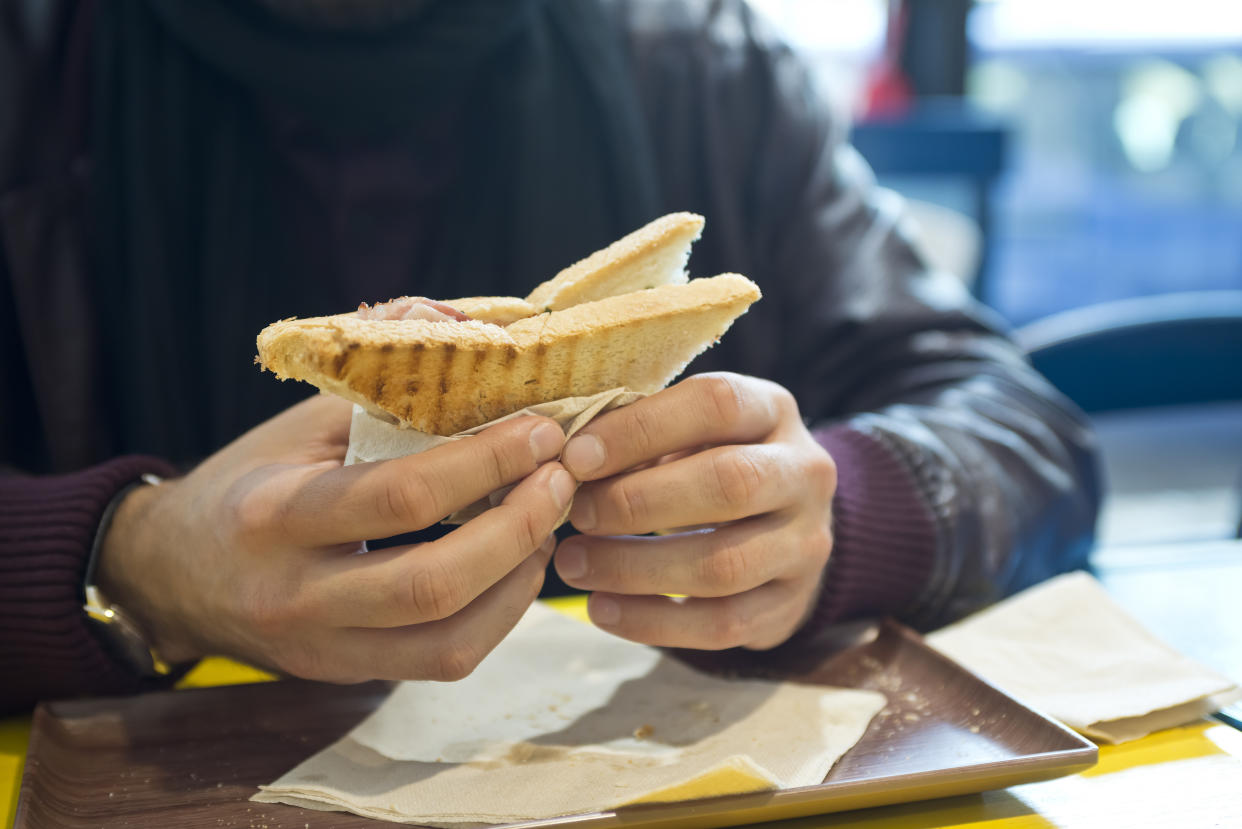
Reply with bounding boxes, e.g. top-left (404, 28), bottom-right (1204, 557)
top-left (750, 0), bottom-right (1242, 553)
